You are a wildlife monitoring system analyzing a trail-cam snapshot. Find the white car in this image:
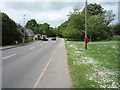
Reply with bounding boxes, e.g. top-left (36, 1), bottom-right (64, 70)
top-left (41, 35), bottom-right (48, 41)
